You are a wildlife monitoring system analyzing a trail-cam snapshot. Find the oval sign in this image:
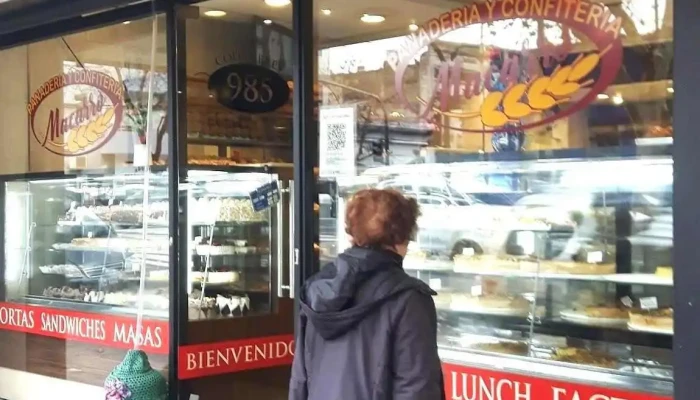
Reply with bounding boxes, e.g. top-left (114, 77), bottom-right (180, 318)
top-left (208, 64), bottom-right (290, 114)
top-left (28, 71), bottom-right (124, 156)
top-left (394, 0), bottom-right (624, 133)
